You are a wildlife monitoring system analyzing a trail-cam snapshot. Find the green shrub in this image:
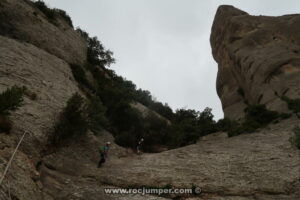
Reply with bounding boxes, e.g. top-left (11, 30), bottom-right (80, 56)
top-left (237, 87), bottom-right (245, 97)
top-left (86, 96), bottom-right (108, 132)
top-left (0, 86), bottom-right (25, 116)
top-left (228, 104), bottom-right (279, 137)
top-left (33, 1), bottom-right (55, 20)
top-left (76, 28), bottom-right (115, 67)
top-left (245, 104), bottom-right (279, 125)
top-left (149, 102), bottom-right (174, 120)
top-left (33, 1), bottom-right (73, 27)
top-left (70, 64), bottom-right (95, 91)
top-left (87, 36), bottom-right (115, 66)
top-left (163, 107), bottom-right (219, 148)
top-left (215, 118), bottom-right (238, 132)
top-left (111, 105), bottom-right (169, 152)
top-left (109, 101), bottom-right (143, 132)
top-left (115, 131), bottom-right (136, 148)
top-left (165, 120), bottom-right (199, 148)
top-left (134, 89), bottom-right (152, 106)
top-left (53, 9), bottom-right (73, 27)
top-left (290, 127), bottom-right (300, 149)
top-left (142, 113), bottom-right (168, 151)
top-left (145, 113), bottom-right (167, 130)
top-left (227, 105), bottom-right (293, 137)
top-left (70, 64), bottom-right (87, 84)
top-left (49, 93), bottom-right (111, 146)
top-left (279, 112), bottom-right (292, 119)
top-left (49, 93), bottom-right (88, 146)
top-left (0, 115), bottom-right (12, 133)
top-left (281, 96), bottom-right (300, 113)
top-left (197, 107), bottom-right (218, 136)
top-left (0, 8), bottom-right (17, 38)
top-left (0, 86), bottom-right (25, 133)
